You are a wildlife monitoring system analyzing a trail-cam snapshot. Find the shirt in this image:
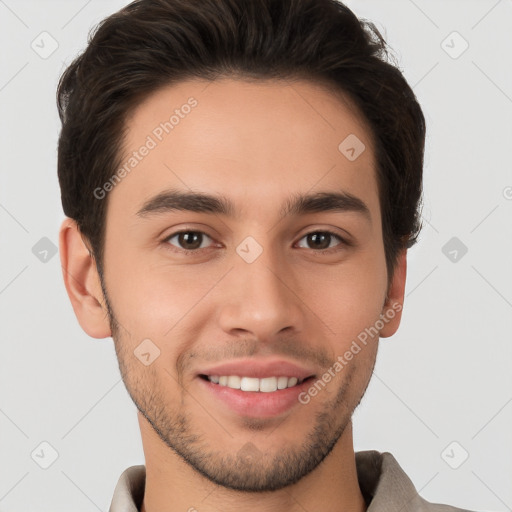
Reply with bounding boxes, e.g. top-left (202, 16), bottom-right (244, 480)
top-left (109, 450), bottom-right (475, 512)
